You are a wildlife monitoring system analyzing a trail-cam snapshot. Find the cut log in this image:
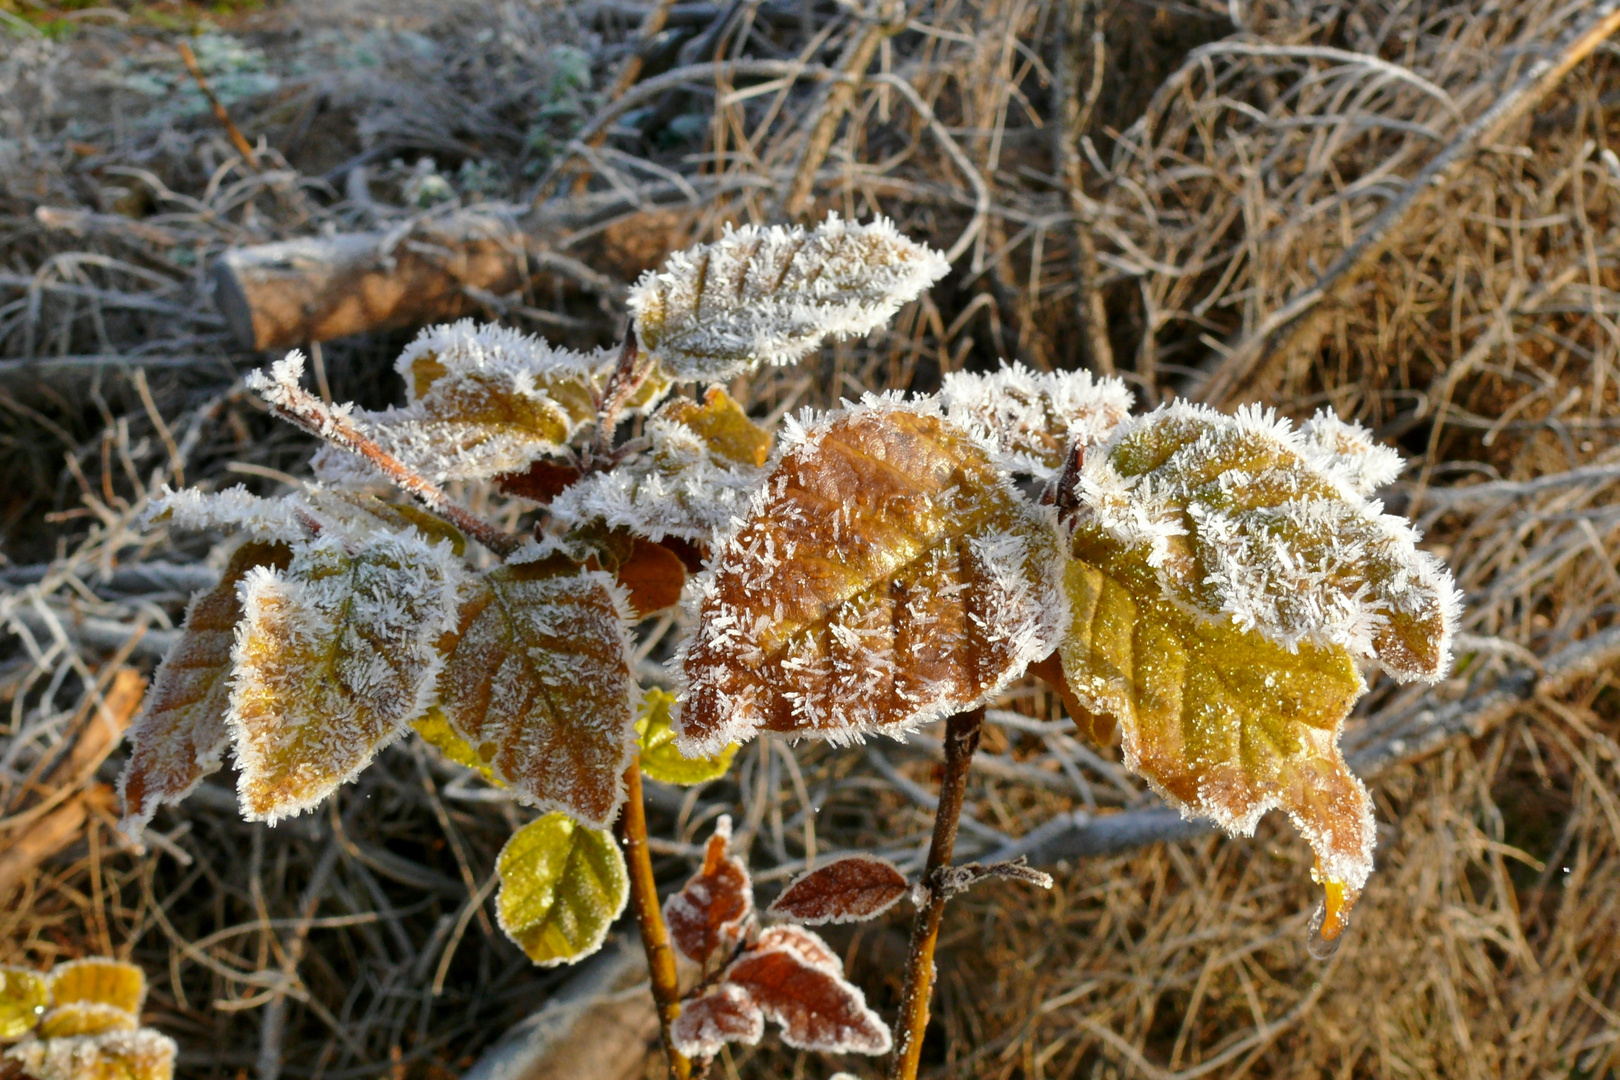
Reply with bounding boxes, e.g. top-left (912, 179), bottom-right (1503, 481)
top-left (213, 210), bottom-right (530, 351)
top-left (212, 195), bottom-right (701, 351)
